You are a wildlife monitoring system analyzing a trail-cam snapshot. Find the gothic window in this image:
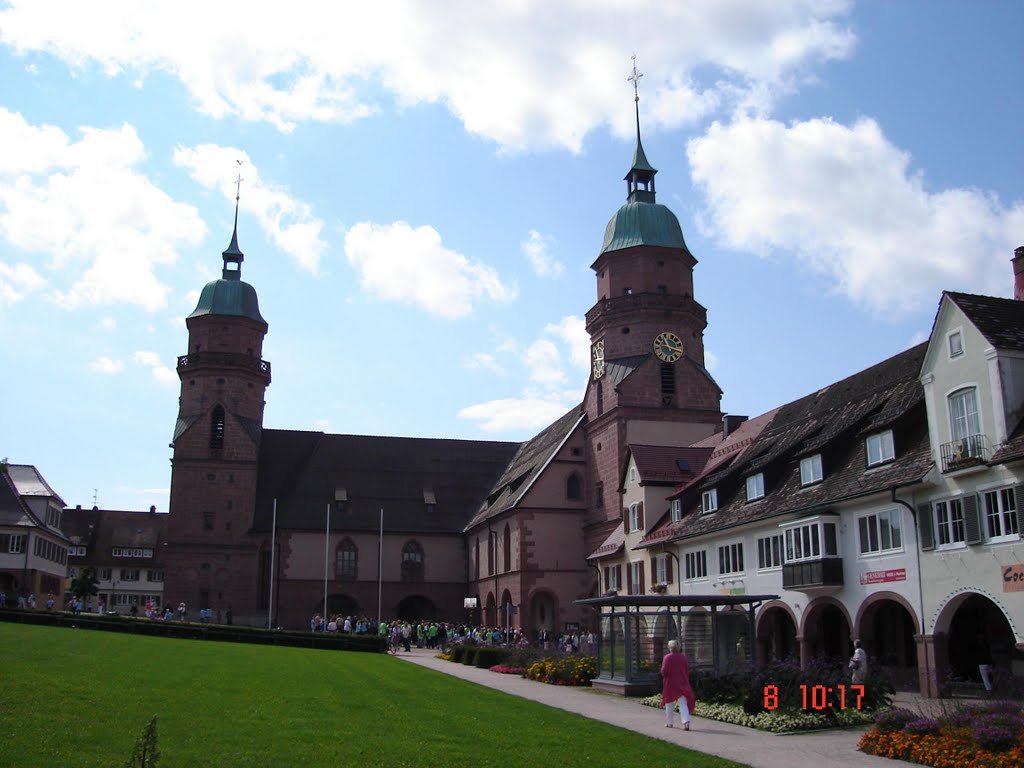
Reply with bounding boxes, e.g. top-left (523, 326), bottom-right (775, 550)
top-left (487, 532), bottom-right (495, 576)
top-left (566, 473), bottom-right (582, 500)
top-left (210, 405), bottom-right (225, 451)
top-left (503, 524), bottom-right (511, 572)
top-left (335, 538), bottom-right (357, 580)
top-left (401, 540), bottom-right (424, 582)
